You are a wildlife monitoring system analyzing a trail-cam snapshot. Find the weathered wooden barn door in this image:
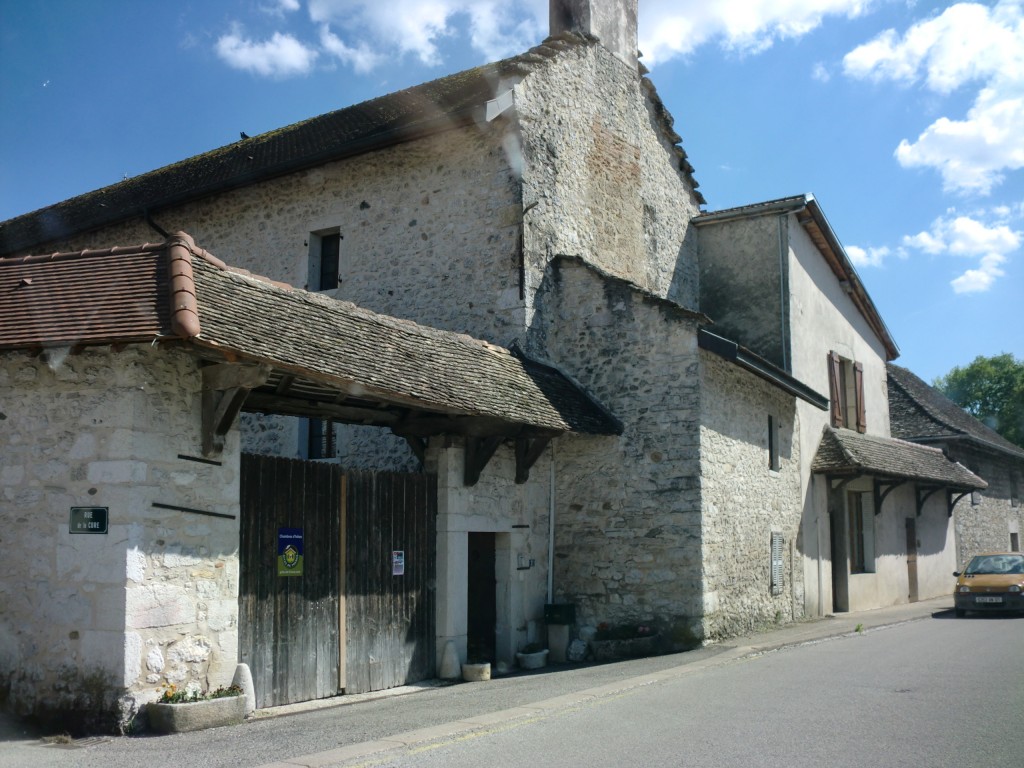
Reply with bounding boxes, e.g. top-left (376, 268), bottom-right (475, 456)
top-left (345, 470), bottom-right (437, 694)
top-left (239, 454), bottom-right (343, 709)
